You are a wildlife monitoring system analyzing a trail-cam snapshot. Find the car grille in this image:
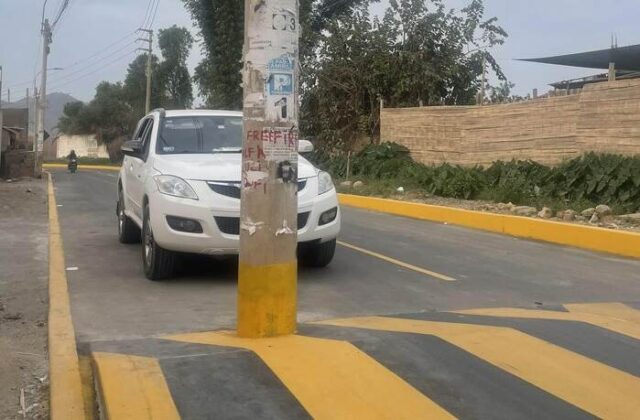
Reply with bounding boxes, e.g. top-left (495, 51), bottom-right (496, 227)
top-left (215, 212), bottom-right (311, 235)
top-left (208, 180), bottom-right (307, 199)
